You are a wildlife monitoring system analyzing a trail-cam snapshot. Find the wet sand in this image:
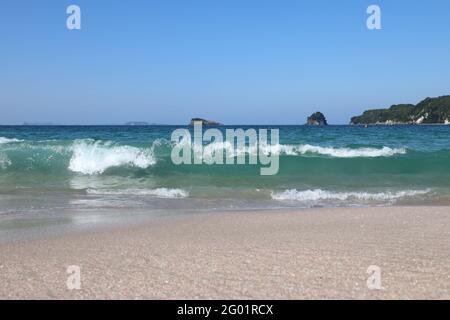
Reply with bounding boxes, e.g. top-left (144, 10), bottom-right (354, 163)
top-left (0, 206), bottom-right (449, 299)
